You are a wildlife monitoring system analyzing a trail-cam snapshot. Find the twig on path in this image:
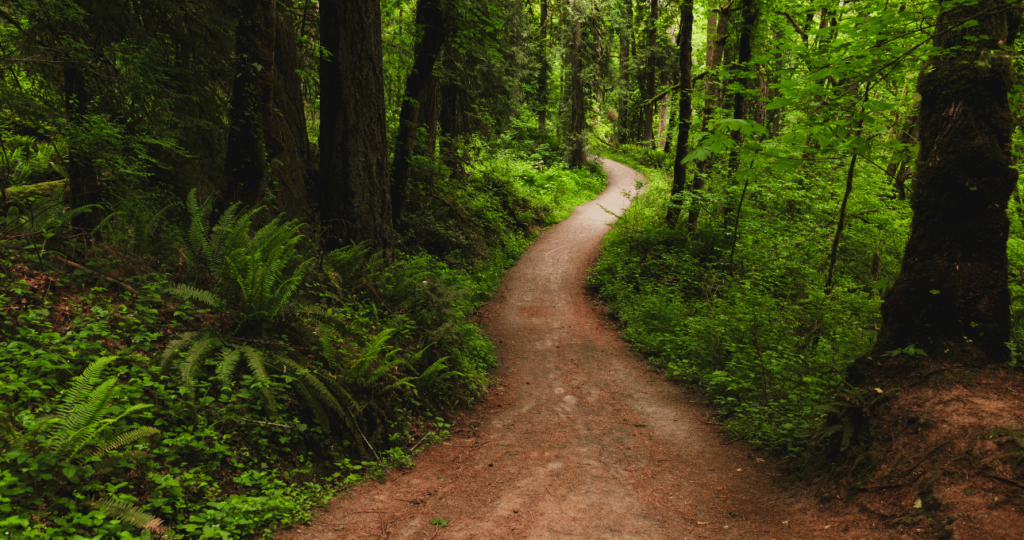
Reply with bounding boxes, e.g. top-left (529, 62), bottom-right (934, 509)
top-left (410, 432), bottom-right (432, 452)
